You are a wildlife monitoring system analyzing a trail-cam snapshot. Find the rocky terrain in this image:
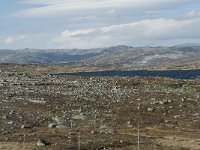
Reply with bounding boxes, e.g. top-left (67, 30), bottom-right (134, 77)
top-left (1, 45), bottom-right (200, 69)
top-left (0, 64), bottom-right (200, 149)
